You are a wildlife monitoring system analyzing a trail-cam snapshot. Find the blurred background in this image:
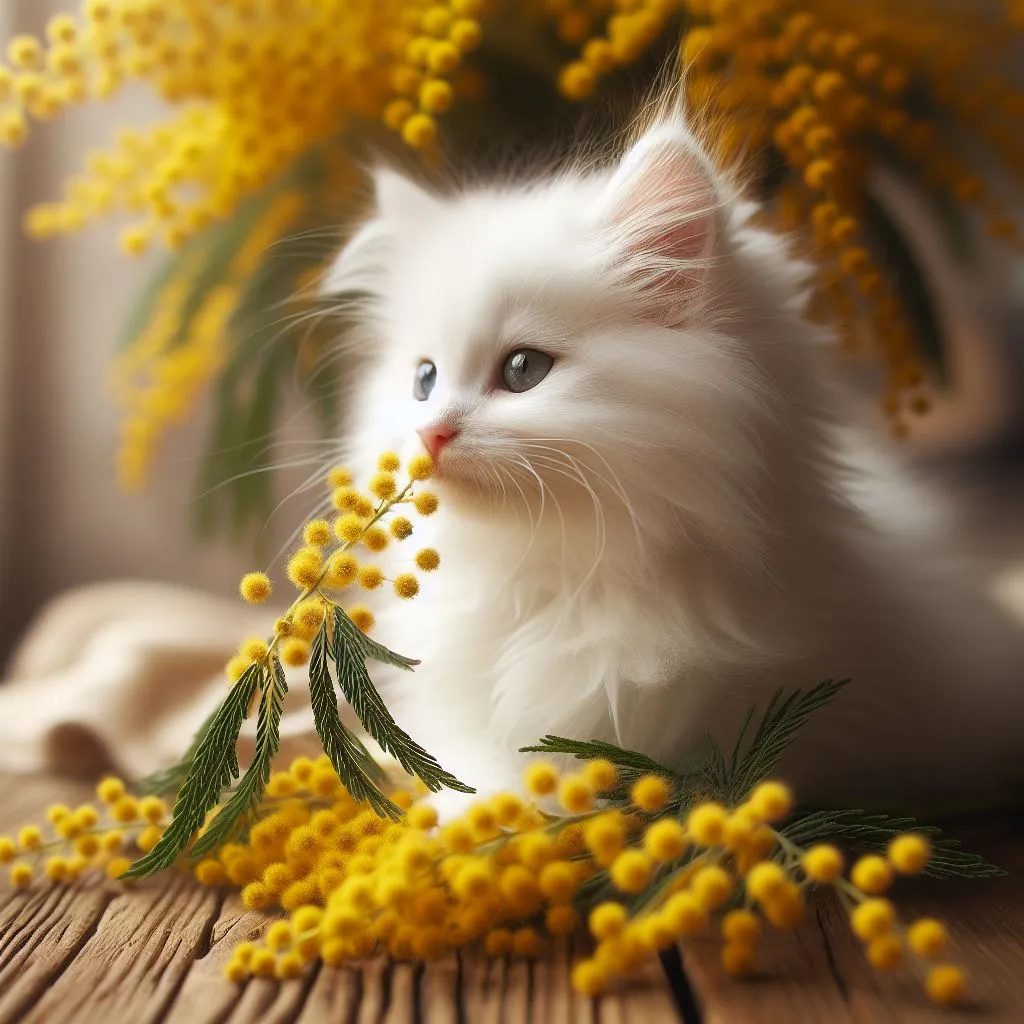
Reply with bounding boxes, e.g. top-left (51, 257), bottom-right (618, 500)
top-left (2, 0), bottom-right (1024, 665)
